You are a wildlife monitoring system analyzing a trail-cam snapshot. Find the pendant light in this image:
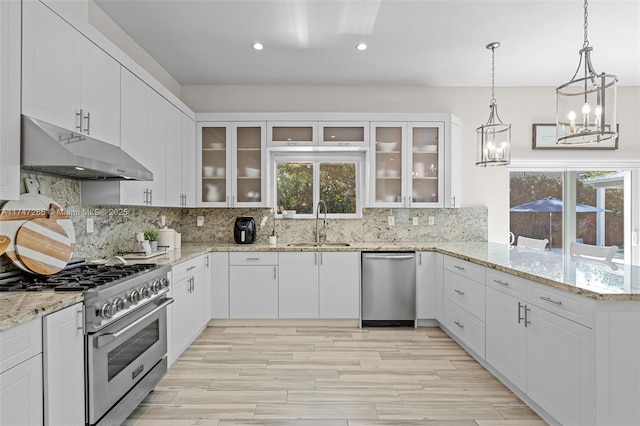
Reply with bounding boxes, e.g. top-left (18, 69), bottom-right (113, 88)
top-left (556, 0), bottom-right (617, 144)
top-left (476, 42), bottom-right (511, 167)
